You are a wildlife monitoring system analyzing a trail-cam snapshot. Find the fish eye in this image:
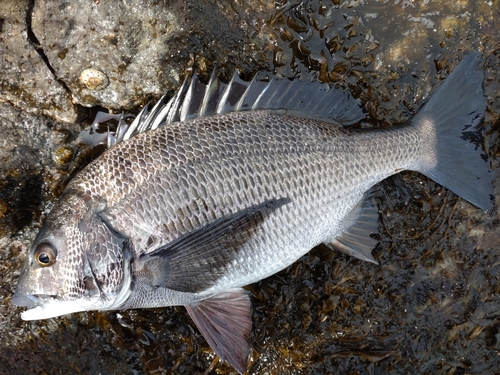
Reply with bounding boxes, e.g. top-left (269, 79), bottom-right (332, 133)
top-left (33, 242), bottom-right (57, 267)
